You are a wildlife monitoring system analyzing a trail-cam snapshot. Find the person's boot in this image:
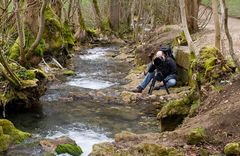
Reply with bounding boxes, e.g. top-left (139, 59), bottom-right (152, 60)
top-left (131, 86), bottom-right (143, 93)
